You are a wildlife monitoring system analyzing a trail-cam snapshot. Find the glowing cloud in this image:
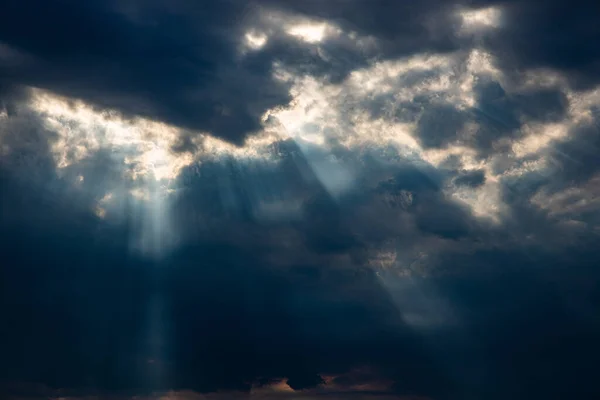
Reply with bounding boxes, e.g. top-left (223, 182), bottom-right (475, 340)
top-left (24, 89), bottom-right (194, 258)
top-left (29, 89), bottom-right (192, 183)
top-left (458, 6), bottom-right (502, 33)
top-left (287, 23), bottom-right (328, 43)
top-left (245, 31), bottom-right (268, 50)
